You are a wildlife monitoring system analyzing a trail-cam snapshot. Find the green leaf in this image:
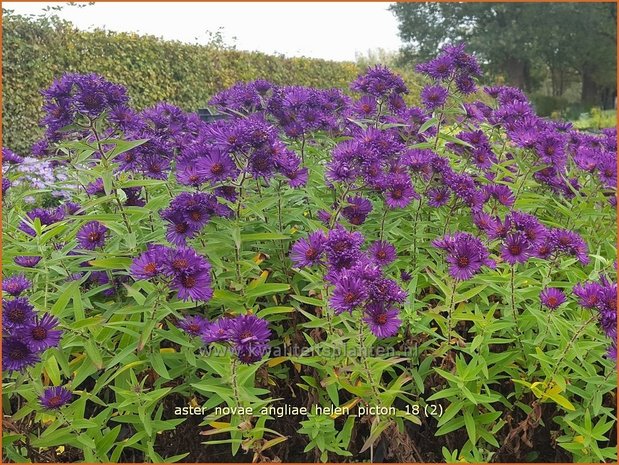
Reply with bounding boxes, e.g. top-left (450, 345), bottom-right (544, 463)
top-left (291, 294), bottom-right (324, 307)
top-left (245, 283), bottom-right (290, 298)
top-left (463, 410), bottom-right (476, 445)
top-left (89, 257), bottom-right (132, 270)
top-left (45, 355), bottom-right (61, 386)
top-left (240, 232), bottom-right (290, 241)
